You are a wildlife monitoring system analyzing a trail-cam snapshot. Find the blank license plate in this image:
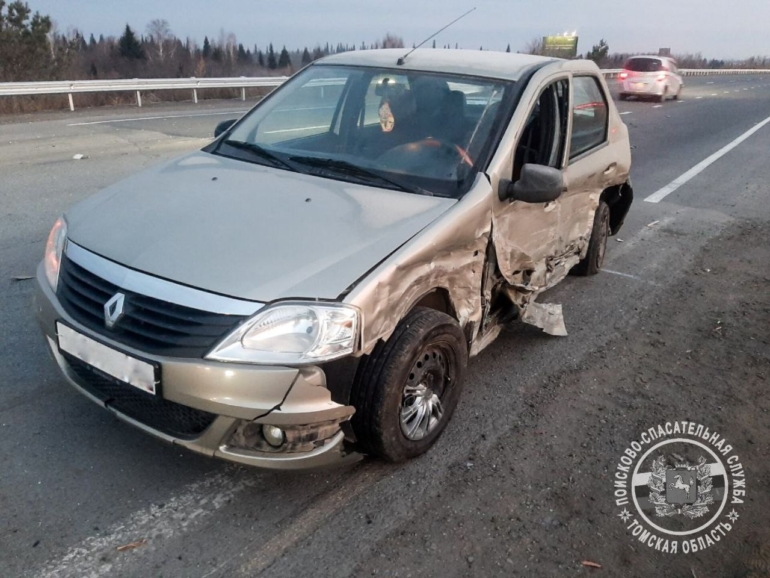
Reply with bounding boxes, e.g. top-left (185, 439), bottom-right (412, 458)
top-left (632, 82), bottom-right (646, 90)
top-left (57, 322), bottom-right (158, 395)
